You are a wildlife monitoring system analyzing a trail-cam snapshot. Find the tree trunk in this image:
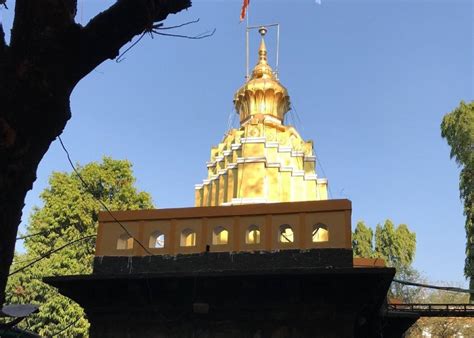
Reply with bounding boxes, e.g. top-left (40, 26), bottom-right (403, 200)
top-left (0, 0), bottom-right (191, 305)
